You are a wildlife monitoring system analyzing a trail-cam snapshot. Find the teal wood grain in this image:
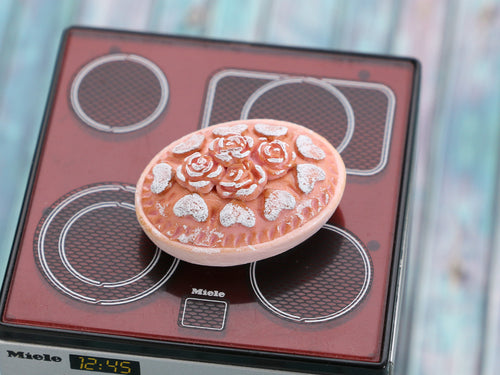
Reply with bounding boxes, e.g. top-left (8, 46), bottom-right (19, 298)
top-left (333, 0), bottom-right (402, 53)
top-left (206, 0), bottom-right (267, 41)
top-left (0, 1), bottom-right (80, 271)
top-left (262, 0), bottom-right (339, 48)
top-left (484, 213), bottom-right (500, 374)
top-left (76, 0), bottom-right (154, 30)
top-left (400, 1), bottom-right (500, 374)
